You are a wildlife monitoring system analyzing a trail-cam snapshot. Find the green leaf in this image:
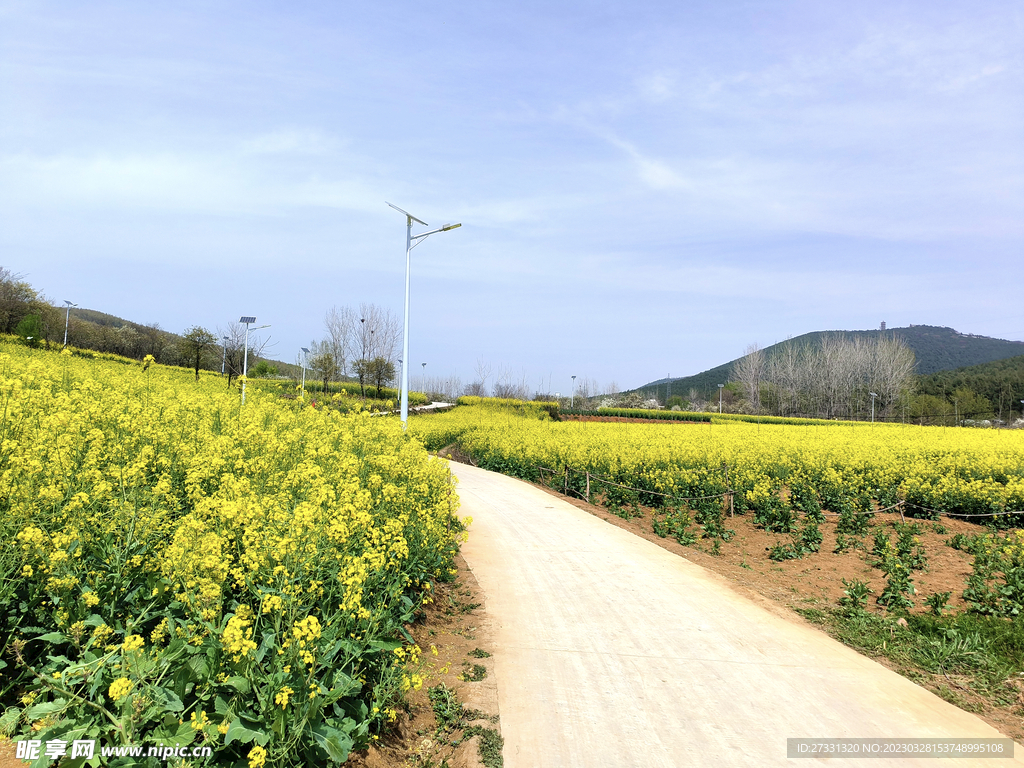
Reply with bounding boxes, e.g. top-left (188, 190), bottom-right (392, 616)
top-left (221, 675), bottom-right (251, 694)
top-left (224, 717), bottom-right (268, 747)
top-left (312, 724), bottom-right (354, 763)
top-left (25, 699), bottom-right (68, 719)
top-left (367, 639), bottom-right (402, 654)
top-left (151, 687), bottom-right (185, 713)
top-left (0, 706), bottom-right (21, 737)
top-left (255, 629), bottom-right (276, 663)
top-left (35, 632), bottom-right (69, 644)
top-left (214, 695), bottom-right (230, 715)
top-left (187, 654), bottom-right (209, 679)
top-left (323, 672), bottom-right (361, 704)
